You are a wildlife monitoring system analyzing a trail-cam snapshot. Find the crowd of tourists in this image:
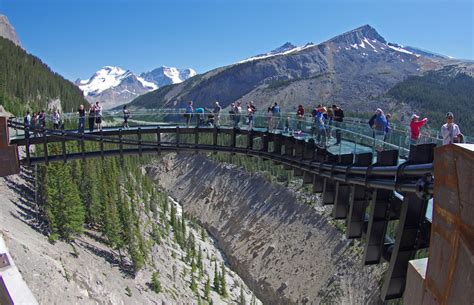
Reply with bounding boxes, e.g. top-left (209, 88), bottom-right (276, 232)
top-left (23, 100), bottom-right (463, 147)
top-left (23, 101), bottom-right (104, 134)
